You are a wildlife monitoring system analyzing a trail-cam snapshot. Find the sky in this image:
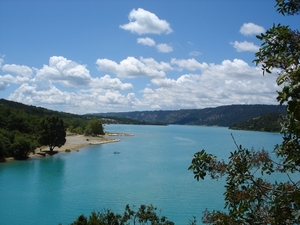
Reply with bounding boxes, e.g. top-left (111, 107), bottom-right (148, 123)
top-left (0, 0), bottom-right (298, 114)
